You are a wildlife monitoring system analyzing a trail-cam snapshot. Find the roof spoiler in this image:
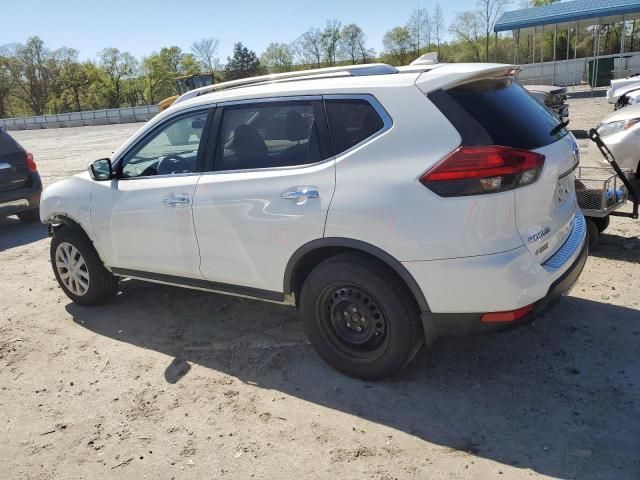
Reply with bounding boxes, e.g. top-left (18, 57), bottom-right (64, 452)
top-left (415, 64), bottom-right (521, 94)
